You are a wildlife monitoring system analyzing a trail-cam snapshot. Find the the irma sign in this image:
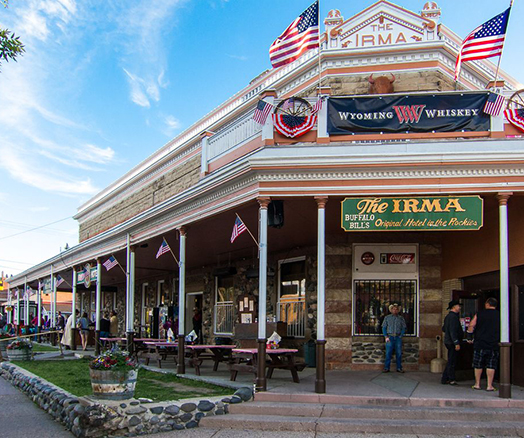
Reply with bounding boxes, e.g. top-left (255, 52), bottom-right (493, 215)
top-left (341, 196), bottom-right (483, 231)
